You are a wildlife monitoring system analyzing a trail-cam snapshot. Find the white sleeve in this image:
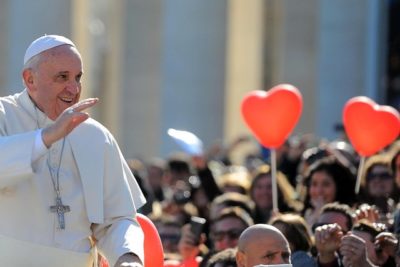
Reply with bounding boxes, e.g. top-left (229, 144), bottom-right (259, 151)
top-left (92, 217), bottom-right (144, 266)
top-left (90, 129), bottom-right (145, 266)
top-left (0, 131), bottom-right (37, 188)
top-left (32, 129), bottom-right (48, 163)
